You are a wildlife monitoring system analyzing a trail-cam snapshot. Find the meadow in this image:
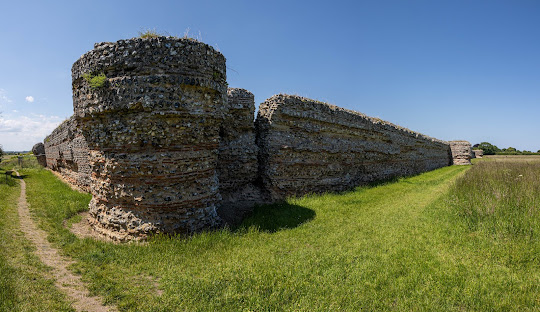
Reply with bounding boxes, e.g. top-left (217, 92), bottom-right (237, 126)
top-left (2, 155), bottom-right (540, 311)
